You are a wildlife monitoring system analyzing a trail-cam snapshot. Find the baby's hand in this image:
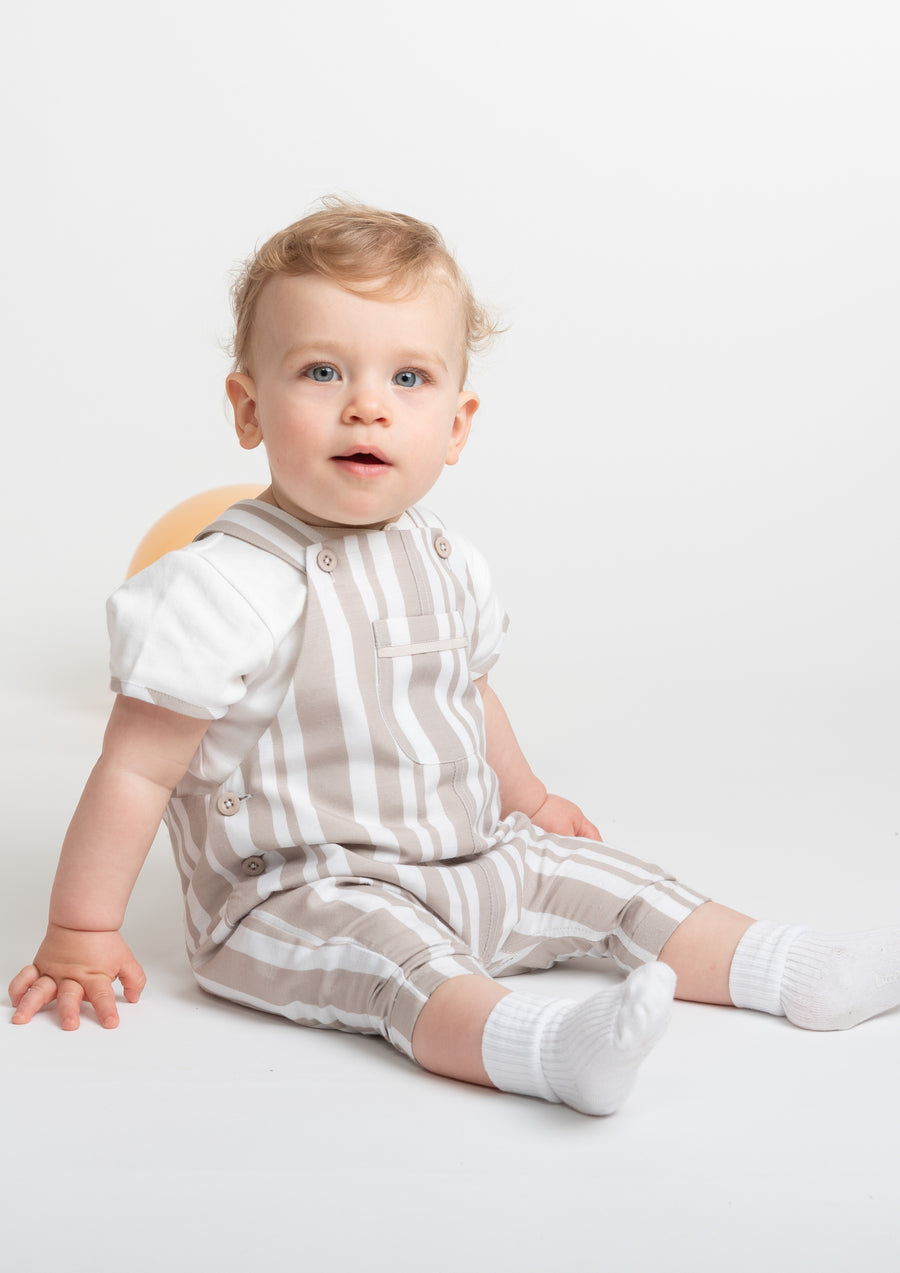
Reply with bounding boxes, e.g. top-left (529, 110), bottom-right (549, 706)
top-left (531, 793), bottom-right (602, 841)
top-left (8, 923), bottom-right (146, 1030)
